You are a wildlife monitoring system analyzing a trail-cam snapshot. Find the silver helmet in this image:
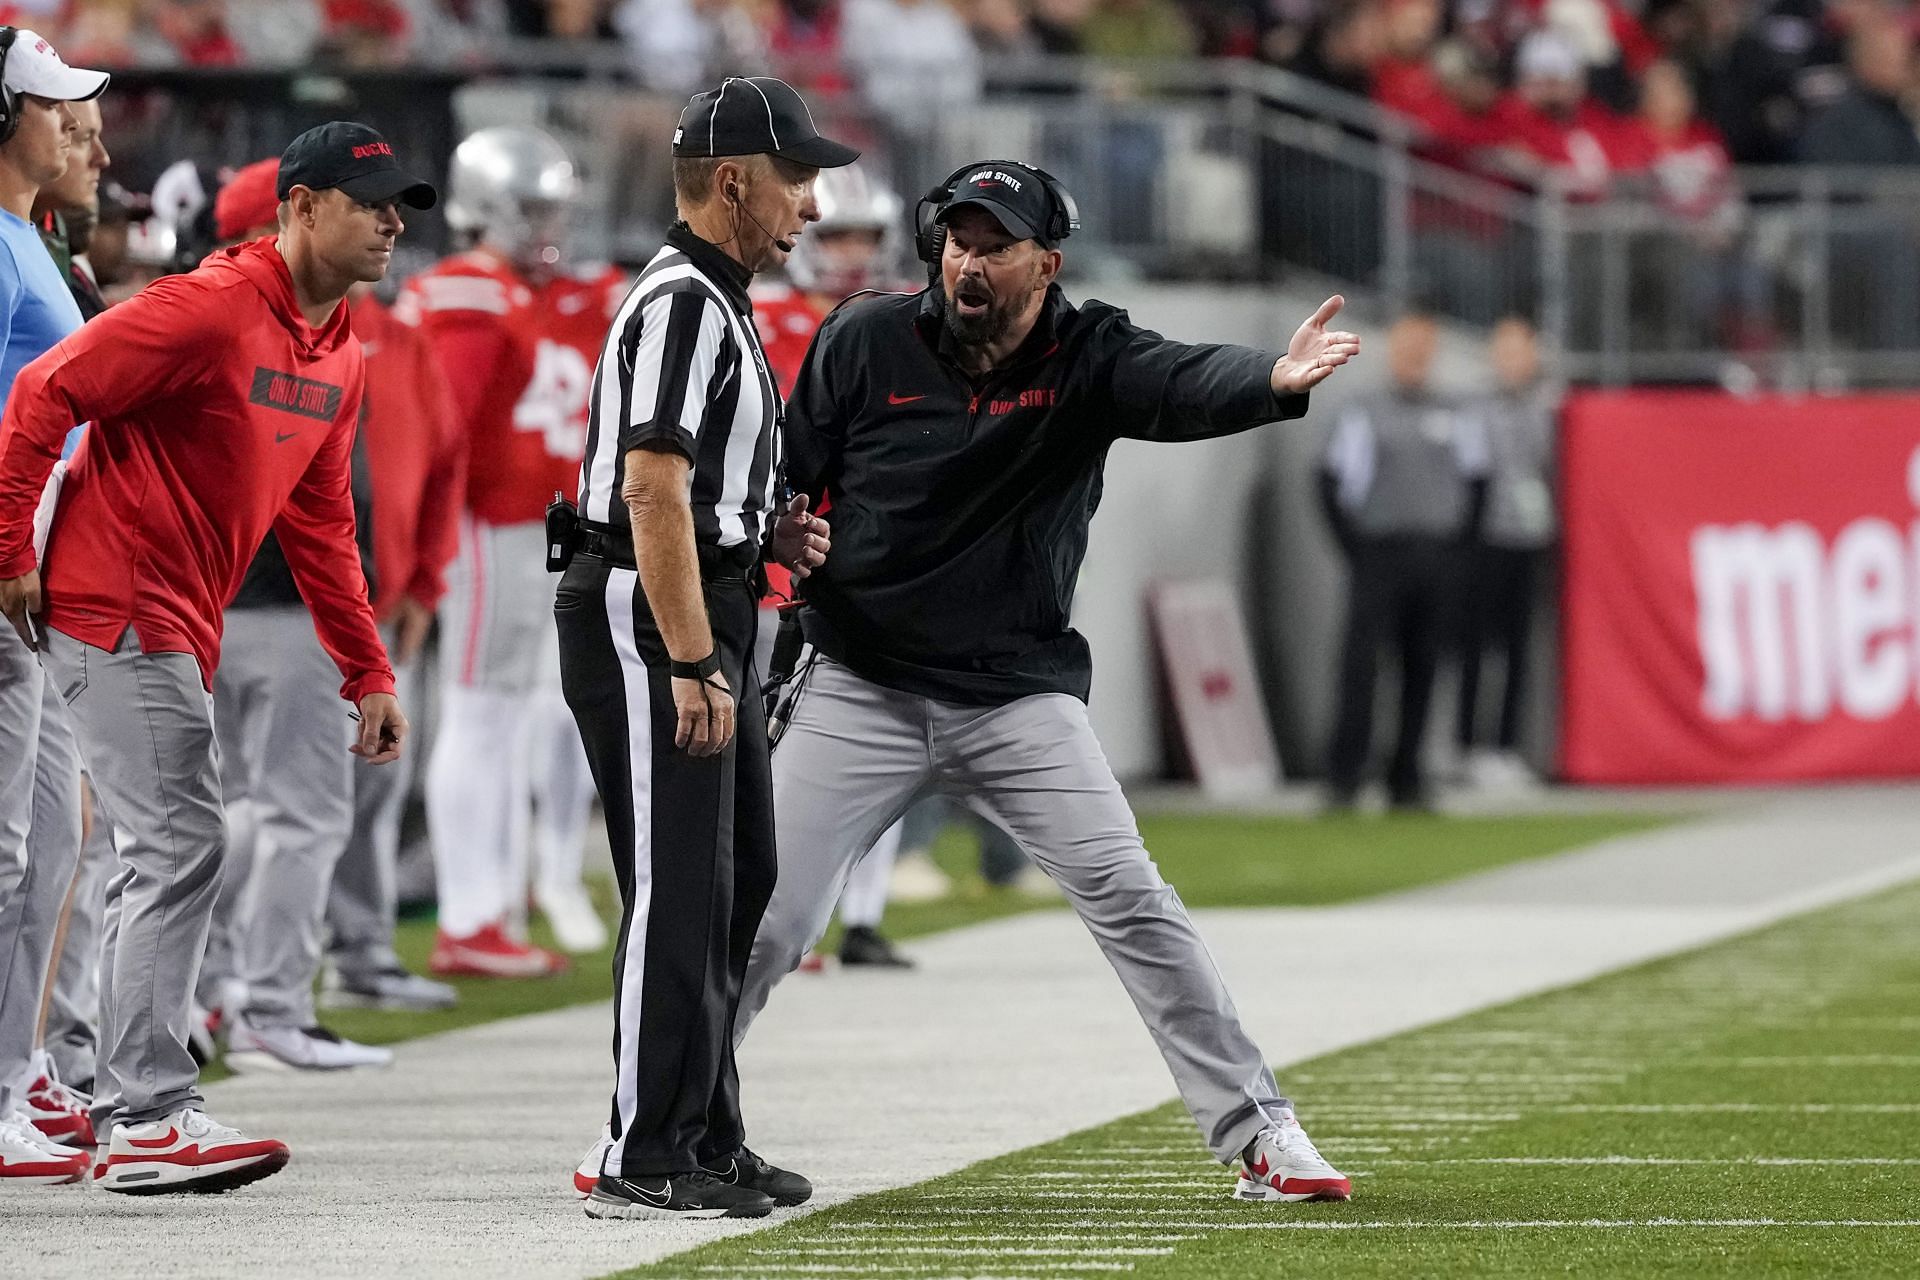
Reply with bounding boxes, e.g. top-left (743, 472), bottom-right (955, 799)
top-left (445, 125), bottom-right (581, 269)
top-left (786, 163), bottom-right (905, 297)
